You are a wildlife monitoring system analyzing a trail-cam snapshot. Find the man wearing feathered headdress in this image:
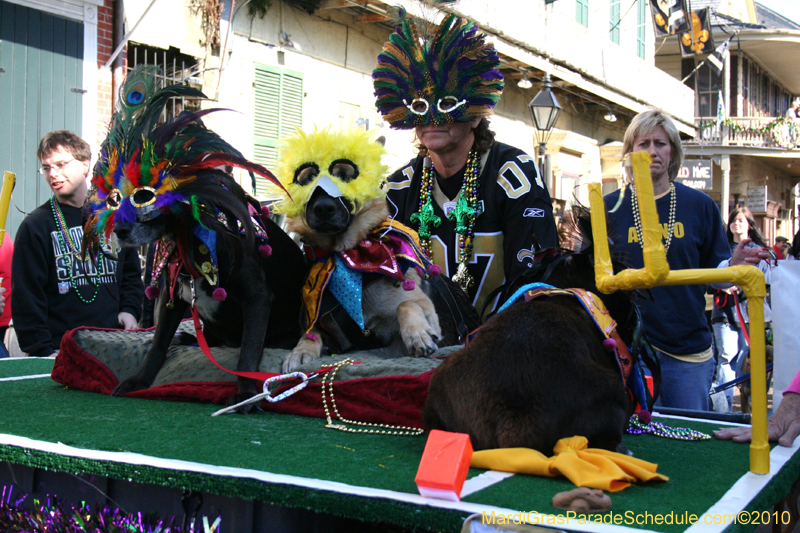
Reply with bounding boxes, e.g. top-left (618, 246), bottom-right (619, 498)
top-left (373, 14), bottom-right (558, 314)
